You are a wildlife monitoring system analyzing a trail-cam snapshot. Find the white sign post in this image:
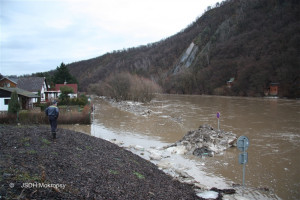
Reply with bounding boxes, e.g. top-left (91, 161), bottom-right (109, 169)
top-left (237, 136), bottom-right (249, 186)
